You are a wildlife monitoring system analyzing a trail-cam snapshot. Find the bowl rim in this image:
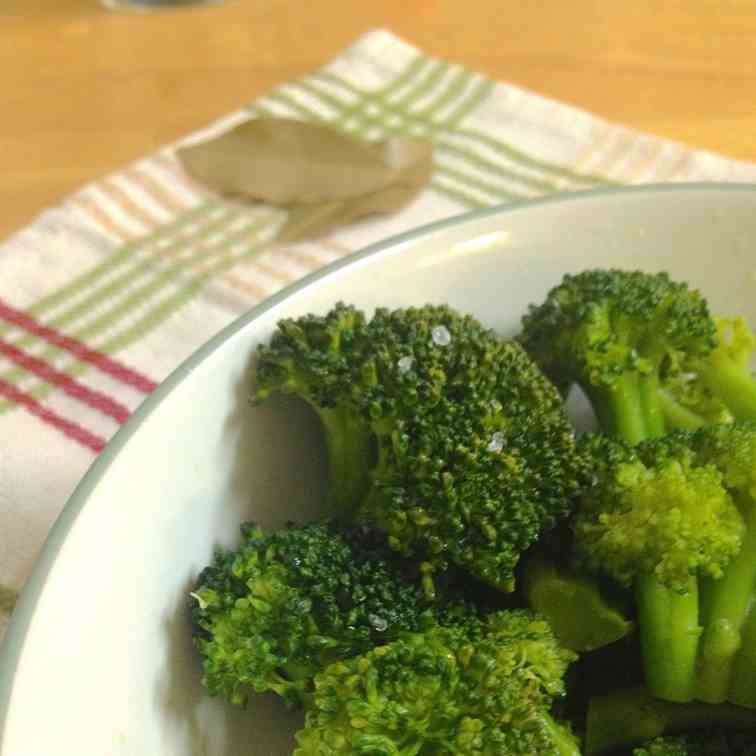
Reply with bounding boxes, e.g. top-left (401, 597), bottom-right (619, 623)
top-left (2, 181), bottom-right (756, 737)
